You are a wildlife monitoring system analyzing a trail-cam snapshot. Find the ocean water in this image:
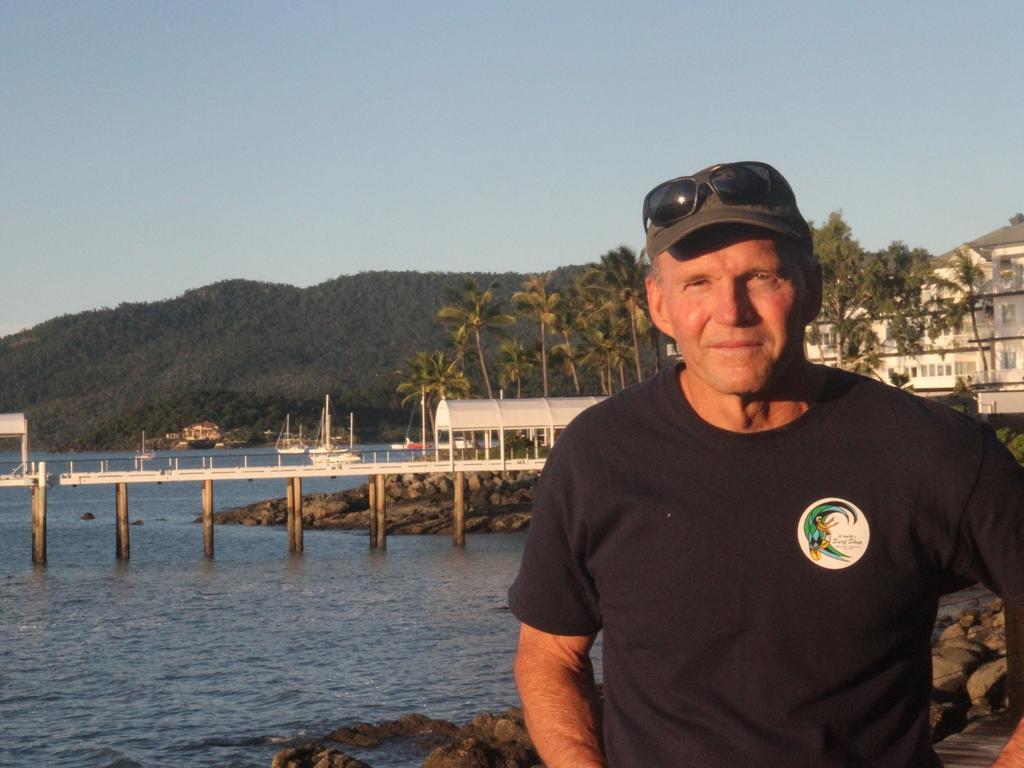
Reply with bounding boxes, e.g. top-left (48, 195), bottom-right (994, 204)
top-left (0, 450), bottom-right (534, 768)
